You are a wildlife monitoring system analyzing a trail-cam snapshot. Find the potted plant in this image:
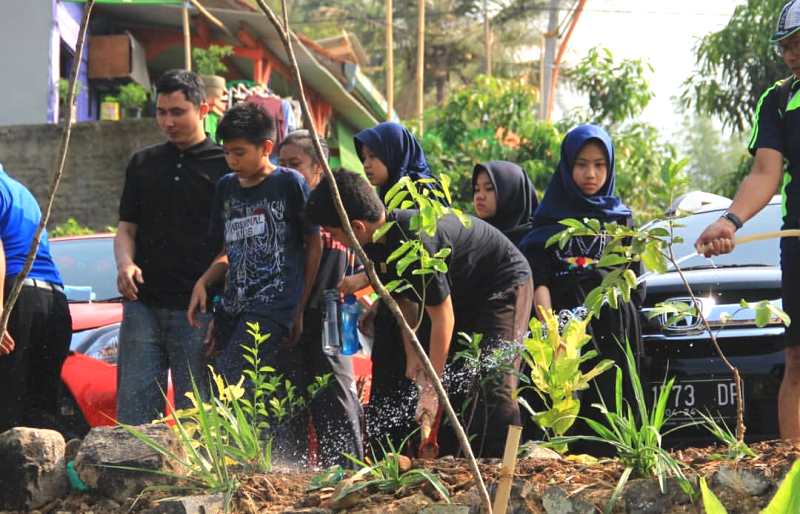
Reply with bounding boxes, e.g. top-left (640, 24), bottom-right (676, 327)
top-left (100, 95), bottom-right (120, 121)
top-left (192, 44), bottom-right (233, 99)
top-left (118, 82), bottom-right (149, 118)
